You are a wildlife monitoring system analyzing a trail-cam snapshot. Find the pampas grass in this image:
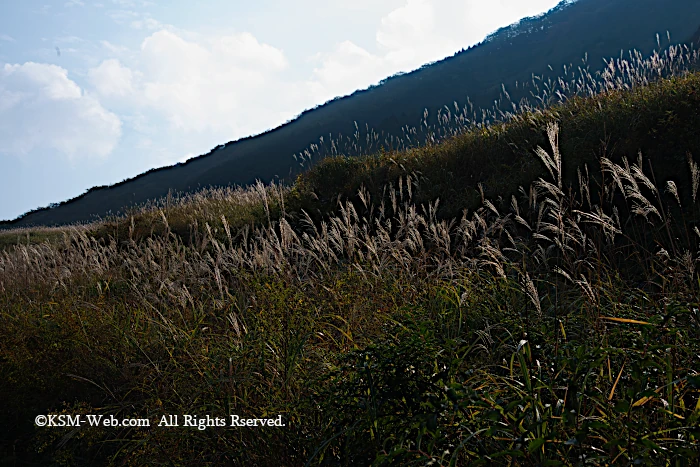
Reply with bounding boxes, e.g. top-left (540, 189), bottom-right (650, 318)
top-left (2, 40), bottom-right (700, 466)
